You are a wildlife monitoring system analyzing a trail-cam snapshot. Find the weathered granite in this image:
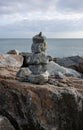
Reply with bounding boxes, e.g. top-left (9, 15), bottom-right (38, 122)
top-left (28, 71), bottom-right (49, 84)
top-left (56, 56), bottom-right (81, 67)
top-left (56, 56), bottom-right (83, 73)
top-left (0, 77), bottom-right (83, 130)
top-left (0, 54), bottom-right (23, 79)
top-left (29, 64), bottom-right (47, 74)
top-left (0, 54), bottom-right (23, 68)
top-left (47, 61), bottom-right (81, 78)
top-left (27, 52), bottom-right (48, 65)
top-left (27, 53), bottom-right (48, 65)
top-left (0, 55), bottom-right (83, 130)
top-left (0, 116), bottom-right (15, 130)
top-left (31, 42), bottom-right (47, 53)
top-left (16, 68), bottom-right (31, 78)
